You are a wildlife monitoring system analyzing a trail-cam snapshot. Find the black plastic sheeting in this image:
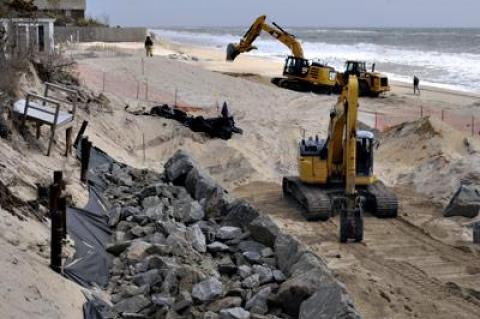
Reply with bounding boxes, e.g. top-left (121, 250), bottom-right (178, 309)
top-left (149, 103), bottom-right (243, 140)
top-left (63, 143), bottom-right (117, 318)
top-left (63, 188), bottom-right (112, 288)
